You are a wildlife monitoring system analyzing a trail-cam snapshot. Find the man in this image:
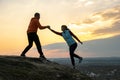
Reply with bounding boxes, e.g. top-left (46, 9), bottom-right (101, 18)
top-left (21, 12), bottom-right (49, 59)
